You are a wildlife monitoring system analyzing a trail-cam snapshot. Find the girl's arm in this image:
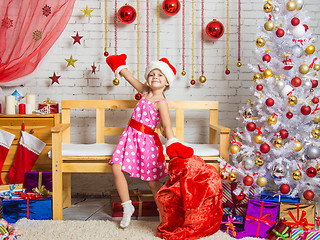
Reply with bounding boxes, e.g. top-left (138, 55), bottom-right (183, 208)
top-left (158, 101), bottom-right (175, 140)
top-left (119, 68), bottom-right (148, 93)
